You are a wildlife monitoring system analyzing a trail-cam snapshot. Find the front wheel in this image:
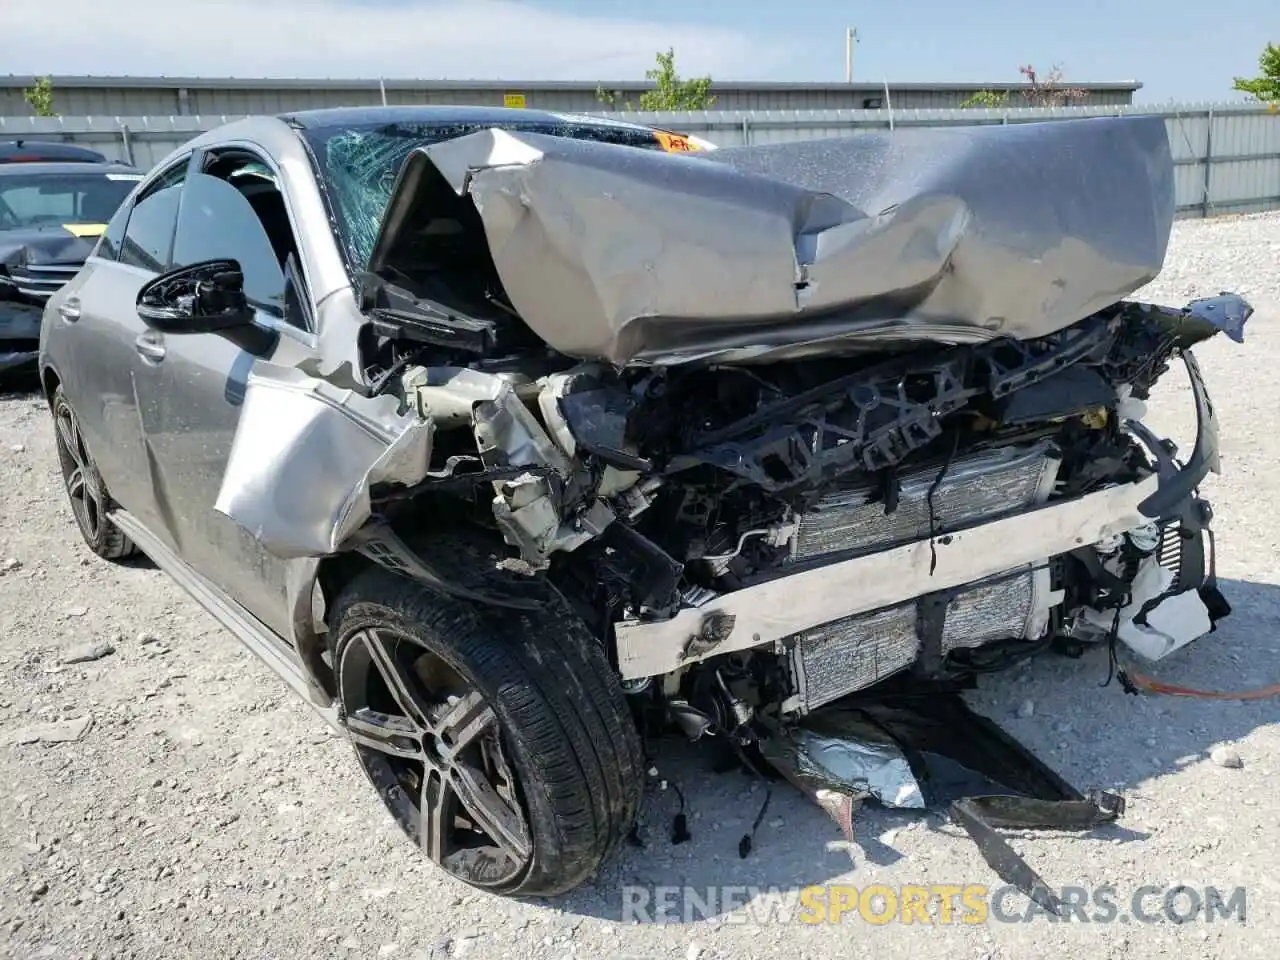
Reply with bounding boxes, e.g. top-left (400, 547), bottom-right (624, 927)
top-left (328, 567), bottom-right (644, 896)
